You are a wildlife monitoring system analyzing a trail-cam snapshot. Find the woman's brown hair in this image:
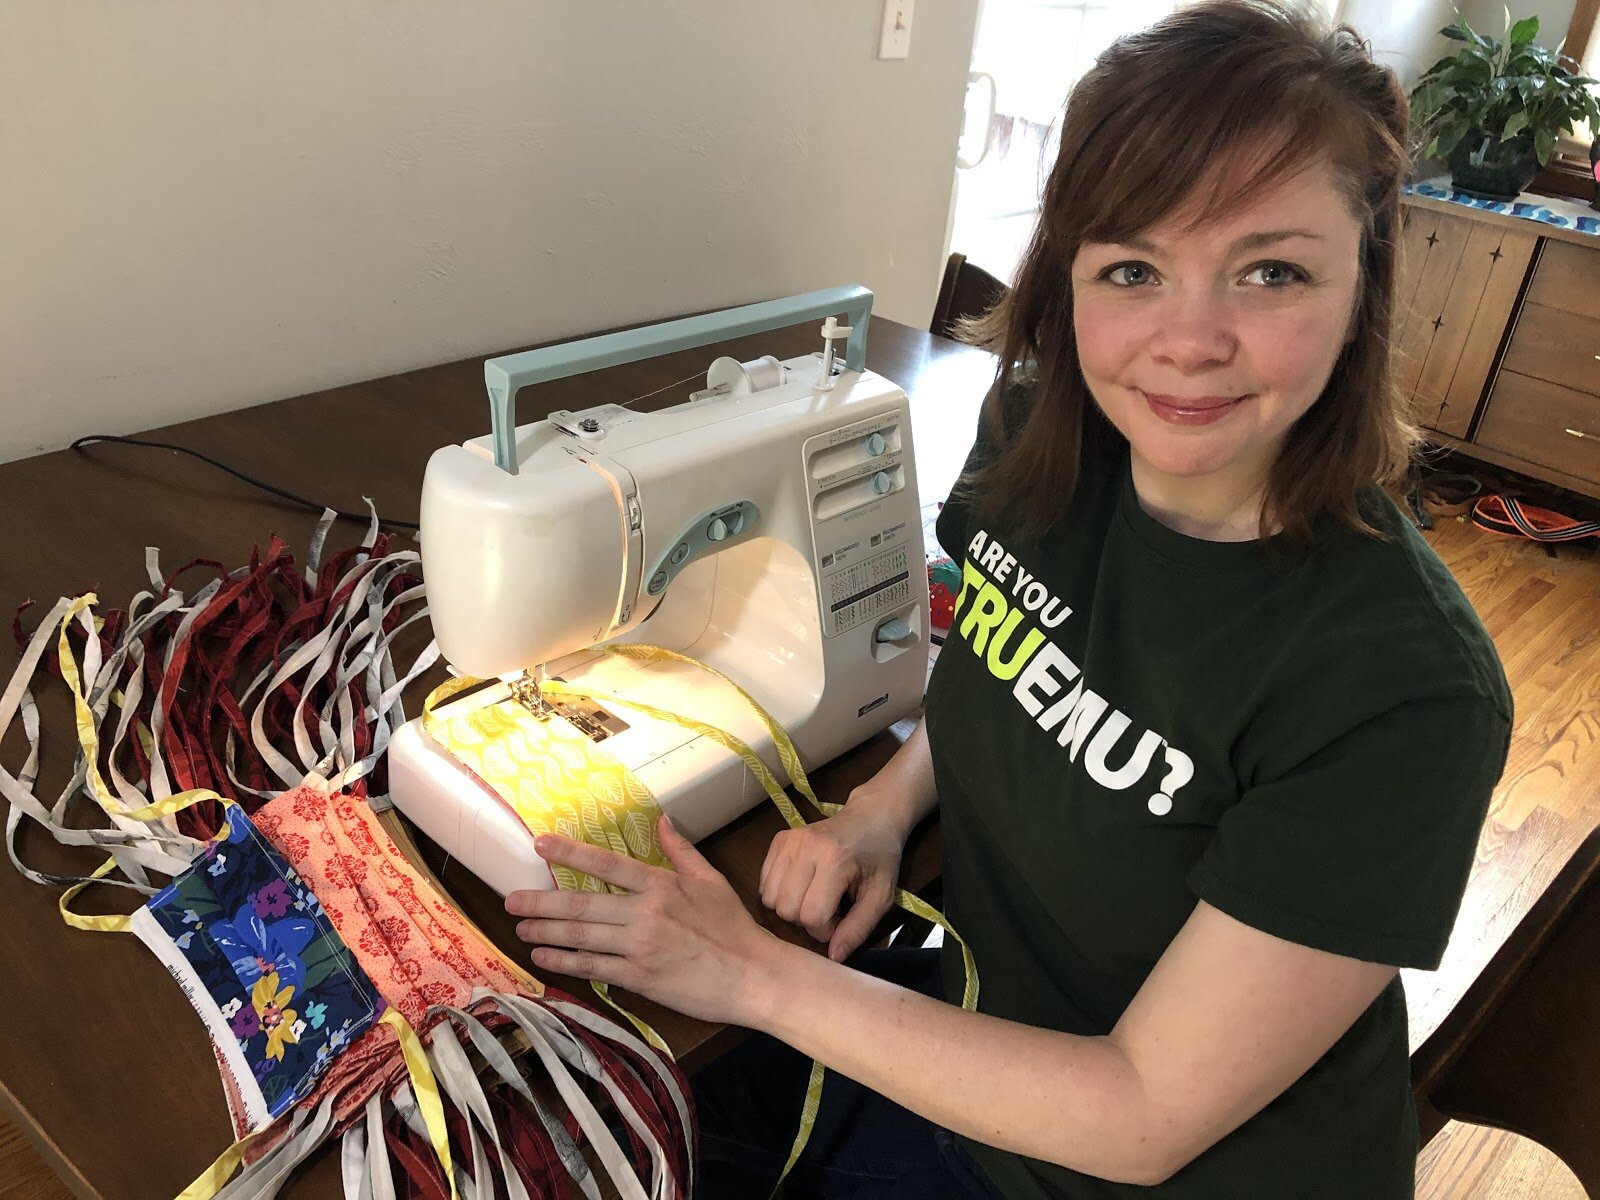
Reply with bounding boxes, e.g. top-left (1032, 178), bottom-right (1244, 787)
top-left (959, 0), bottom-right (1415, 547)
